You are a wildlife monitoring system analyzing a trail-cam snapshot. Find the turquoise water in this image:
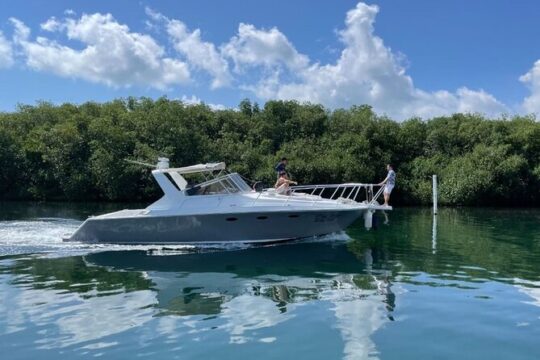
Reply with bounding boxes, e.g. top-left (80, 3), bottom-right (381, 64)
top-left (1, 203), bottom-right (540, 359)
